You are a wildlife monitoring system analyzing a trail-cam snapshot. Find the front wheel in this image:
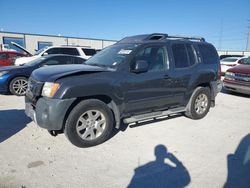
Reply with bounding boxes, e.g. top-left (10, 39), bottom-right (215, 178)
top-left (64, 99), bottom-right (114, 147)
top-left (9, 77), bottom-right (28, 96)
top-left (185, 87), bottom-right (211, 120)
